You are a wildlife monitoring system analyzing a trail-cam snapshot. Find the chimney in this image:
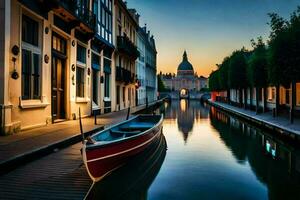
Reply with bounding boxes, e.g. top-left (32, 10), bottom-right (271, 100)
top-left (142, 24), bottom-right (147, 32)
